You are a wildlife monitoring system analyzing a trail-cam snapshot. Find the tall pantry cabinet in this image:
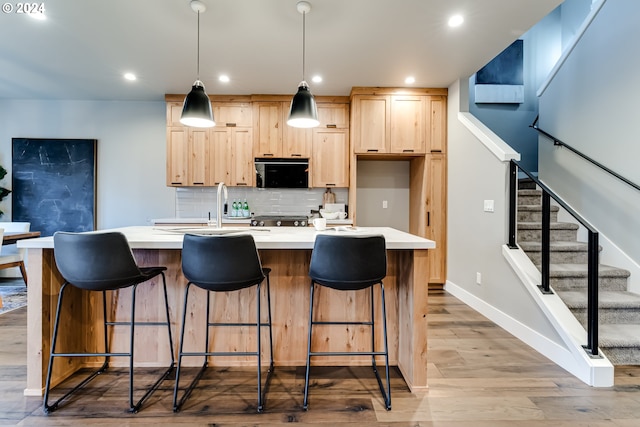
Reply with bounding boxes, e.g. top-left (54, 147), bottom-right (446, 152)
top-left (350, 87), bottom-right (448, 285)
